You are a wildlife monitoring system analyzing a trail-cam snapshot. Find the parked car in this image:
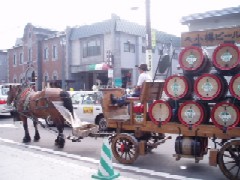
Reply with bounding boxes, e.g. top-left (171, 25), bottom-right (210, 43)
top-left (43, 91), bottom-right (107, 131)
top-left (70, 91), bottom-right (107, 131)
top-left (0, 83), bottom-right (20, 116)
